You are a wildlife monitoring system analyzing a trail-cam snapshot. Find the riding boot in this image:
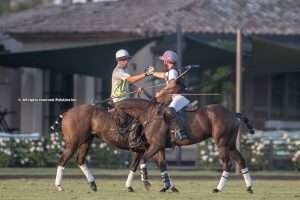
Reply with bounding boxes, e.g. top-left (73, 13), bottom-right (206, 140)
top-left (164, 108), bottom-right (188, 142)
top-left (128, 122), bottom-right (138, 148)
top-left (117, 111), bottom-right (132, 135)
top-left (172, 115), bottom-right (188, 141)
top-left (128, 120), bottom-right (145, 151)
